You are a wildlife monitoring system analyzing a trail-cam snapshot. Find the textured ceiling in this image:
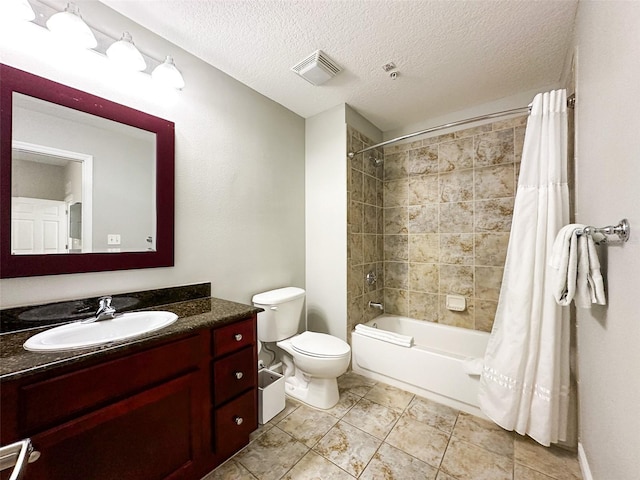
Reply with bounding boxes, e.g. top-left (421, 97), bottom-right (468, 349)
top-left (99, 0), bottom-right (578, 132)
